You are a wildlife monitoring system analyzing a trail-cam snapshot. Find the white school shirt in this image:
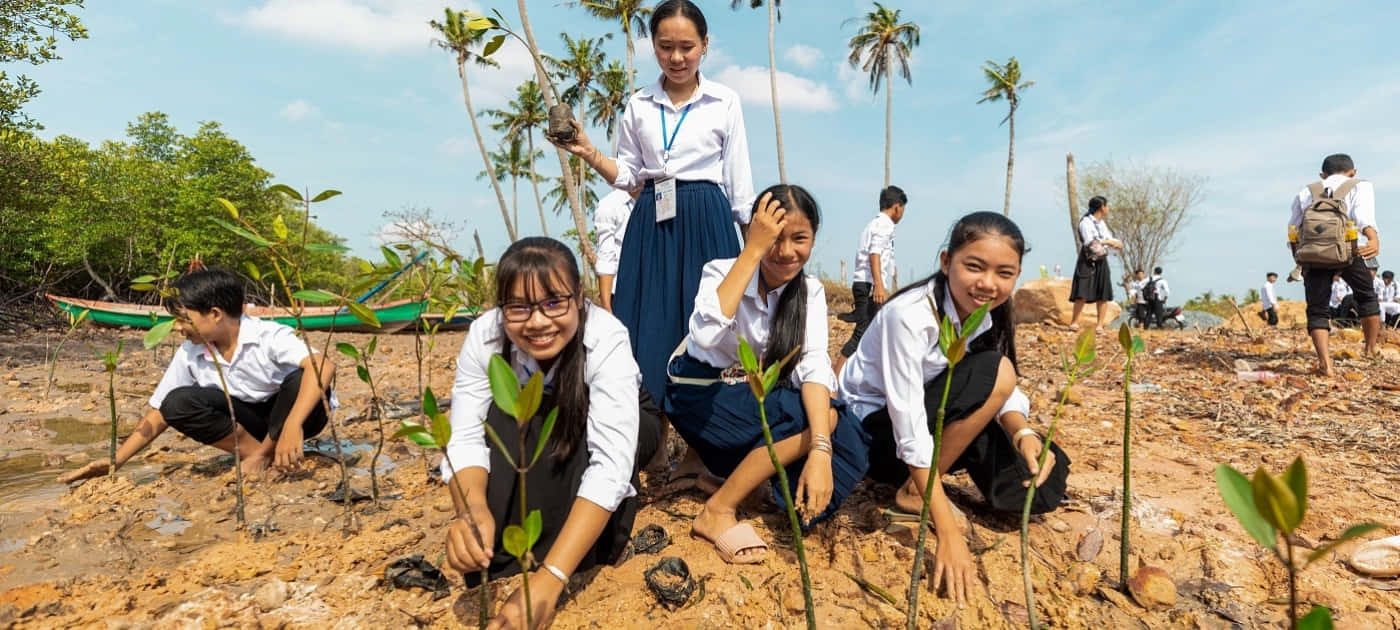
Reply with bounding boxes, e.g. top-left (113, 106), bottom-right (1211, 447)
top-left (836, 280), bottom-right (1030, 469)
top-left (149, 316), bottom-right (337, 410)
top-left (1381, 280), bottom-right (1399, 303)
top-left (593, 189), bottom-right (635, 282)
top-left (687, 258), bottom-right (834, 391)
top-left (442, 303), bottom-right (641, 512)
top-left (1129, 279), bottom-right (1148, 305)
top-left (1288, 174), bottom-right (1378, 234)
top-left (1078, 215), bottom-right (1112, 248)
top-left (852, 213), bottom-right (896, 288)
top-left (611, 73), bottom-right (756, 224)
top-left (1329, 278), bottom-right (1352, 308)
top-left (1150, 275), bottom-right (1169, 302)
top-left (1261, 281), bottom-right (1277, 310)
